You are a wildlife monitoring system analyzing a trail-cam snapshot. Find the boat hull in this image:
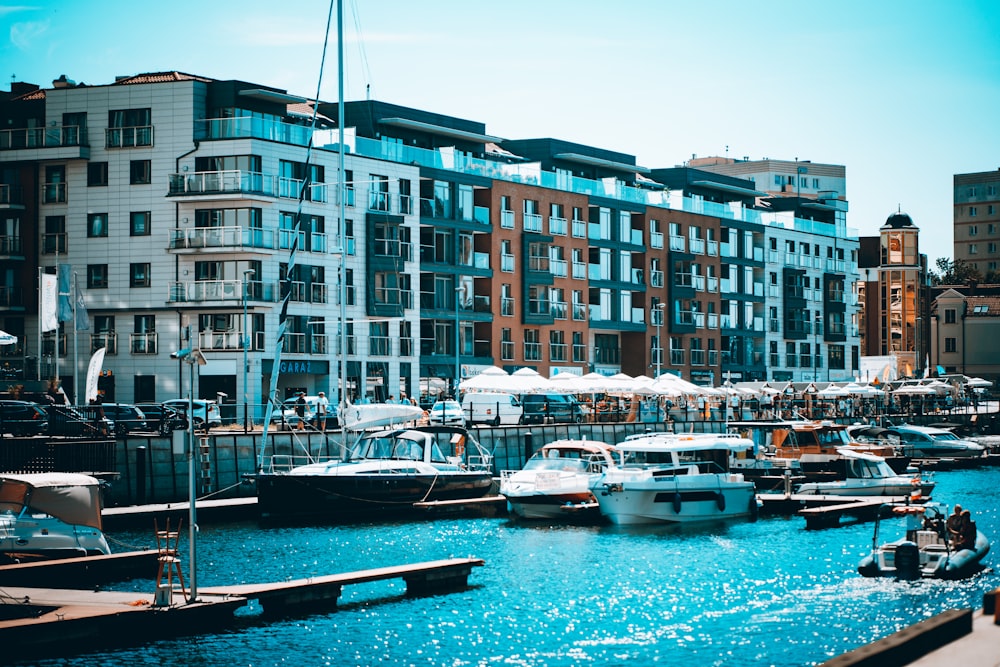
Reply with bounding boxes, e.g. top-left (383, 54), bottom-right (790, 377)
top-left (593, 480), bottom-right (757, 526)
top-left (504, 491), bottom-right (598, 521)
top-left (257, 471), bottom-right (494, 522)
